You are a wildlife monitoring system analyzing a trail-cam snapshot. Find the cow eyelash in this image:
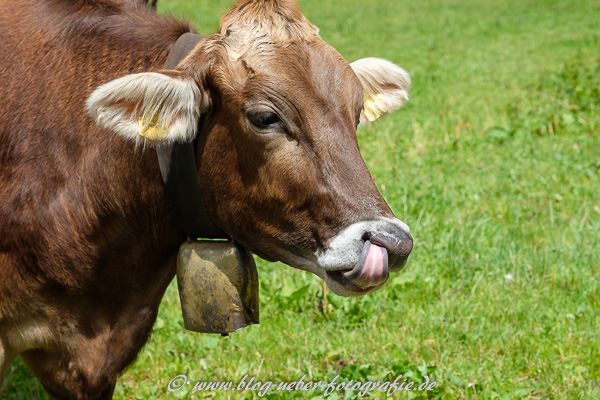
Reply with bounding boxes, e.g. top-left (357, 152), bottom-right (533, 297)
top-left (247, 106), bottom-right (284, 132)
